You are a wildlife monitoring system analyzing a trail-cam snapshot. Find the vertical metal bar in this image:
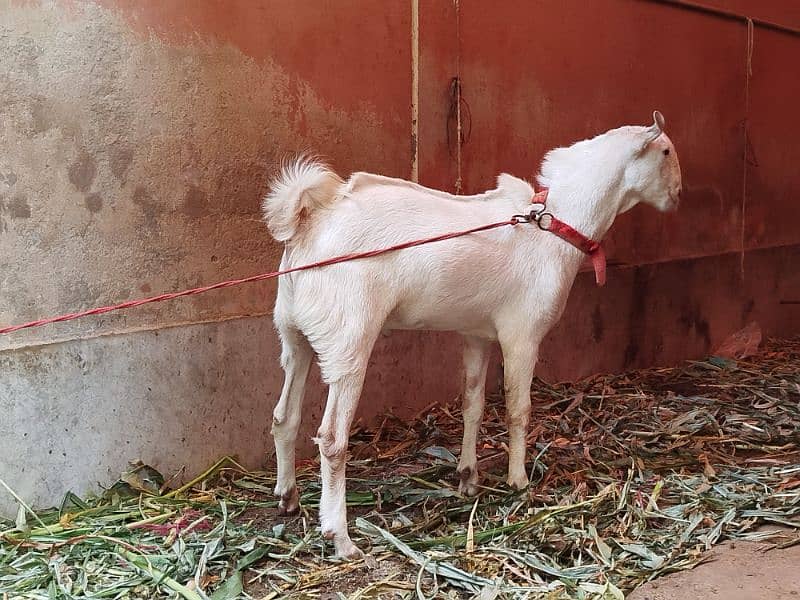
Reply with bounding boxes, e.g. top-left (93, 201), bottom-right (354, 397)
top-left (411, 0), bottom-right (419, 182)
top-left (740, 18), bottom-right (754, 278)
top-left (454, 0), bottom-right (462, 193)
